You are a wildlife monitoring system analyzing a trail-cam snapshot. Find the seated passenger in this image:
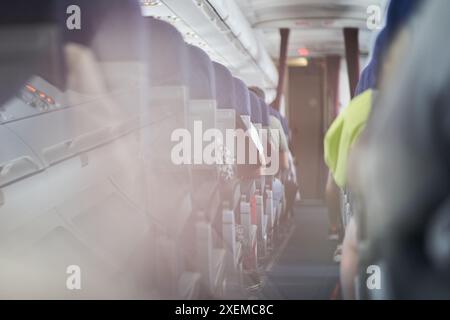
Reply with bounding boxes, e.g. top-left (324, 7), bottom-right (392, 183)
top-left (248, 87), bottom-right (289, 224)
top-left (356, 0), bottom-right (450, 299)
top-left (268, 107), bottom-right (290, 173)
top-left (249, 87), bottom-right (289, 173)
top-left (248, 91), bottom-right (265, 174)
top-left (329, 0), bottom-right (424, 299)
